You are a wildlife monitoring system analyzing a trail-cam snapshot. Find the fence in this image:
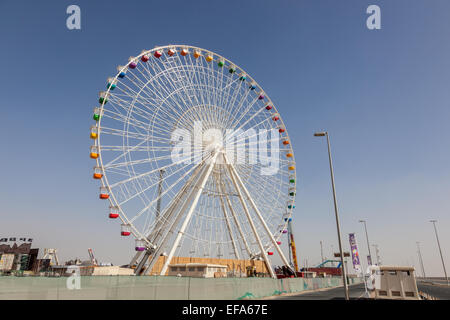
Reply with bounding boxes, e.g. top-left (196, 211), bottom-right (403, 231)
top-left (0, 275), bottom-right (361, 300)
